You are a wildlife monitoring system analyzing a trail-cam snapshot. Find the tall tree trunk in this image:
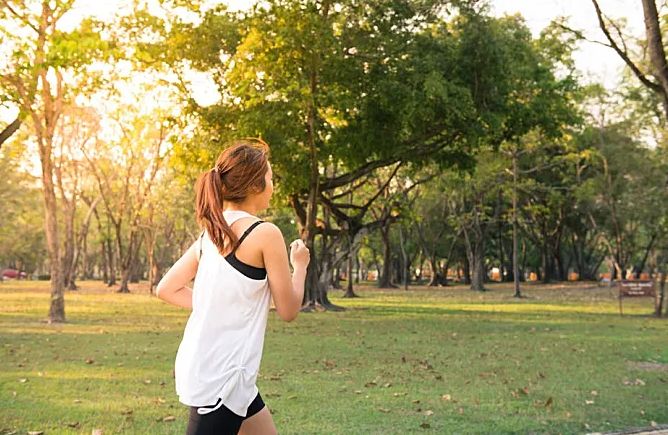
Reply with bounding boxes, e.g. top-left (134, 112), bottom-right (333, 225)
top-left (512, 151), bottom-right (521, 297)
top-left (343, 238), bottom-right (359, 298)
top-left (40, 138), bottom-right (65, 322)
top-left (463, 227), bottom-right (486, 291)
top-left (655, 264), bottom-right (666, 317)
top-left (73, 196), bottom-right (99, 284)
top-left (378, 221), bottom-right (396, 288)
top-left (641, 0), bottom-right (668, 116)
top-left (61, 199), bottom-right (77, 290)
